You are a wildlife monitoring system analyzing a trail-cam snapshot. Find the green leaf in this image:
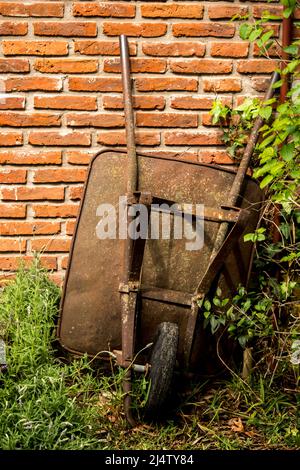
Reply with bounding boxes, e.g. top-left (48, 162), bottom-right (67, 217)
top-left (259, 106), bottom-right (273, 120)
top-left (204, 300), bottom-right (211, 311)
top-left (260, 174), bottom-right (274, 188)
top-left (249, 28), bottom-right (263, 43)
top-left (281, 142), bottom-right (295, 162)
top-left (239, 23), bottom-right (252, 40)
